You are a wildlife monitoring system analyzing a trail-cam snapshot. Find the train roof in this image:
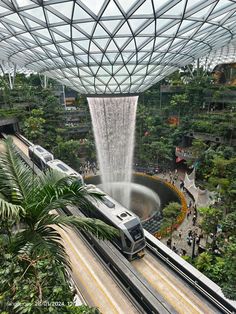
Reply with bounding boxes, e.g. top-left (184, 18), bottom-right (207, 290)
top-left (47, 159), bottom-right (82, 178)
top-left (29, 145), bottom-right (54, 161)
top-left (86, 185), bottom-right (140, 228)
